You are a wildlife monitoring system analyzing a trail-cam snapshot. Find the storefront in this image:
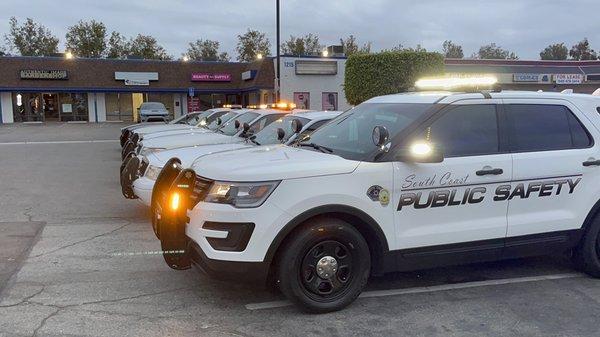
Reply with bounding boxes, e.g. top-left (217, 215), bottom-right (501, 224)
top-left (0, 56), bottom-right (274, 123)
top-left (276, 55), bottom-right (352, 111)
top-left (444, 59), bottom-right (600, 94)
